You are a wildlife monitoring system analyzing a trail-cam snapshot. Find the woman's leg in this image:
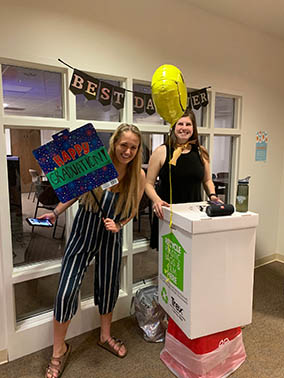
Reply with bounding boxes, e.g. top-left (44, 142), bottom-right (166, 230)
top-left (53, 318), bottom-right (71, 357)
top-left (100, 312), bottom-right (112, 342)
top-left (46, 208), bottom-right (97, 377)
top-left (45, 318), bottom-right (71, 378)
top-left (99, 312), bottom-right (127, 357)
